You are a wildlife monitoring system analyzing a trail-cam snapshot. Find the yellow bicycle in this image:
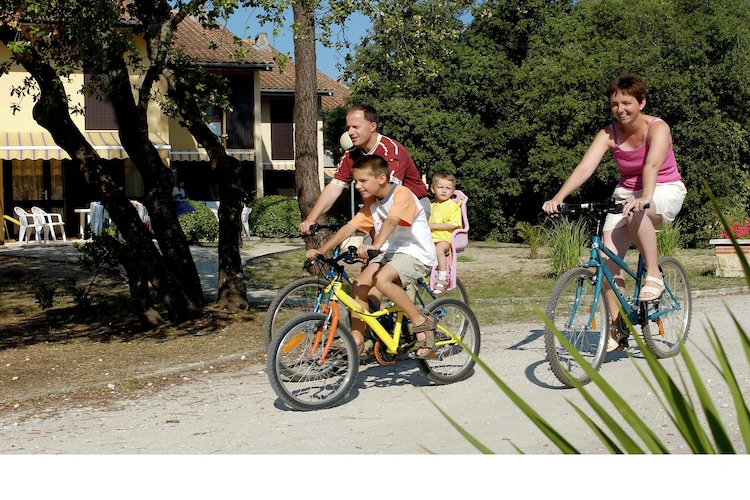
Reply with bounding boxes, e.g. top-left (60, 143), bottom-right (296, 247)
top-left (266, 246), bottom-right (481, 411)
